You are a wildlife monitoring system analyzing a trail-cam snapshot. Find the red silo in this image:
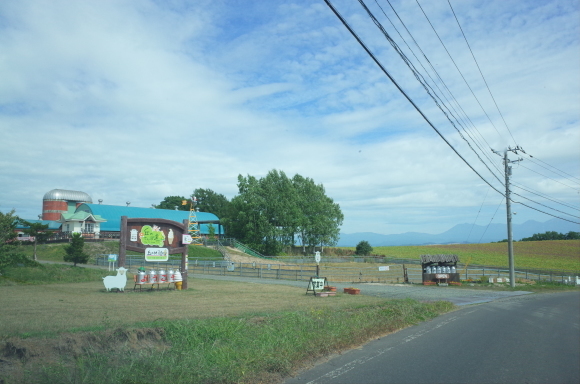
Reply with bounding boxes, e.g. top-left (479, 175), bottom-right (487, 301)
top-left (42, 189), bottom-right (93, 220)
